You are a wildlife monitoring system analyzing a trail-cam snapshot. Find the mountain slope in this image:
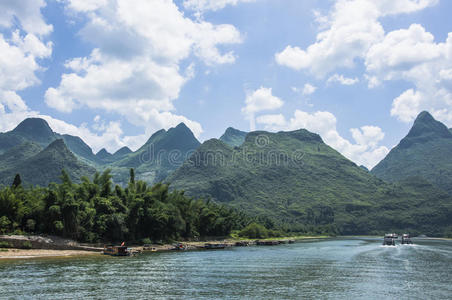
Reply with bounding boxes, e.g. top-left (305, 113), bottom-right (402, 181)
top-left (59, 134), bottom-right (100, 164)
top-left (0, 139), bottom-right (96, 187)
top-left (168, 129), bottom-right (452, 235)
top-left (372, 111), bottom-right (452, 194)
top-left (0, 142), bottom-right (42, 170)
top-left (110, 123), bottom-right (201, 185)
top-left (219, 127), bottom-right (247, 147)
